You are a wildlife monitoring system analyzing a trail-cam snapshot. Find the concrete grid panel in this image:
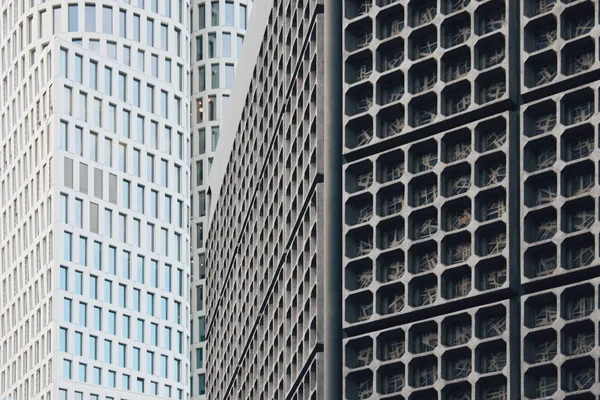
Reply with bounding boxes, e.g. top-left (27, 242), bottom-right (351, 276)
top-left (344, 300), bottom-right (513, 400)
